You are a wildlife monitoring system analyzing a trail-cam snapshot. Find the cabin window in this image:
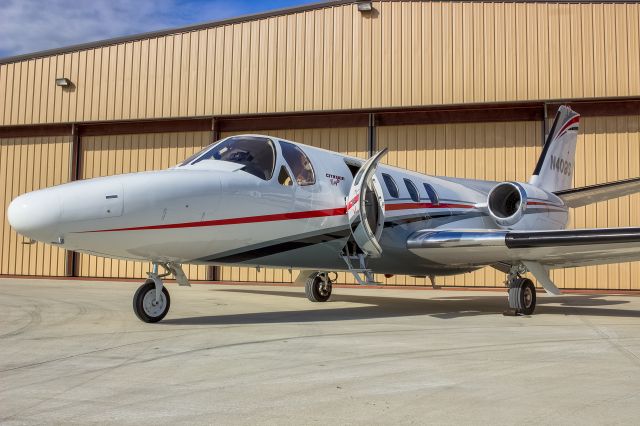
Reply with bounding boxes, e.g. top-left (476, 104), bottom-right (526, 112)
top-left (382, 173), bottom-right (399, 198)
top-left (191, 136), bottom-right (276, 180)
top-left (280, 141), bottom-right (316, 186)
top-left (423, 183), bottom-right (440, 206)
top-left (404, 178), bottom-right (420, 202)
top-left (278, 166), bottom-right (293, 186)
